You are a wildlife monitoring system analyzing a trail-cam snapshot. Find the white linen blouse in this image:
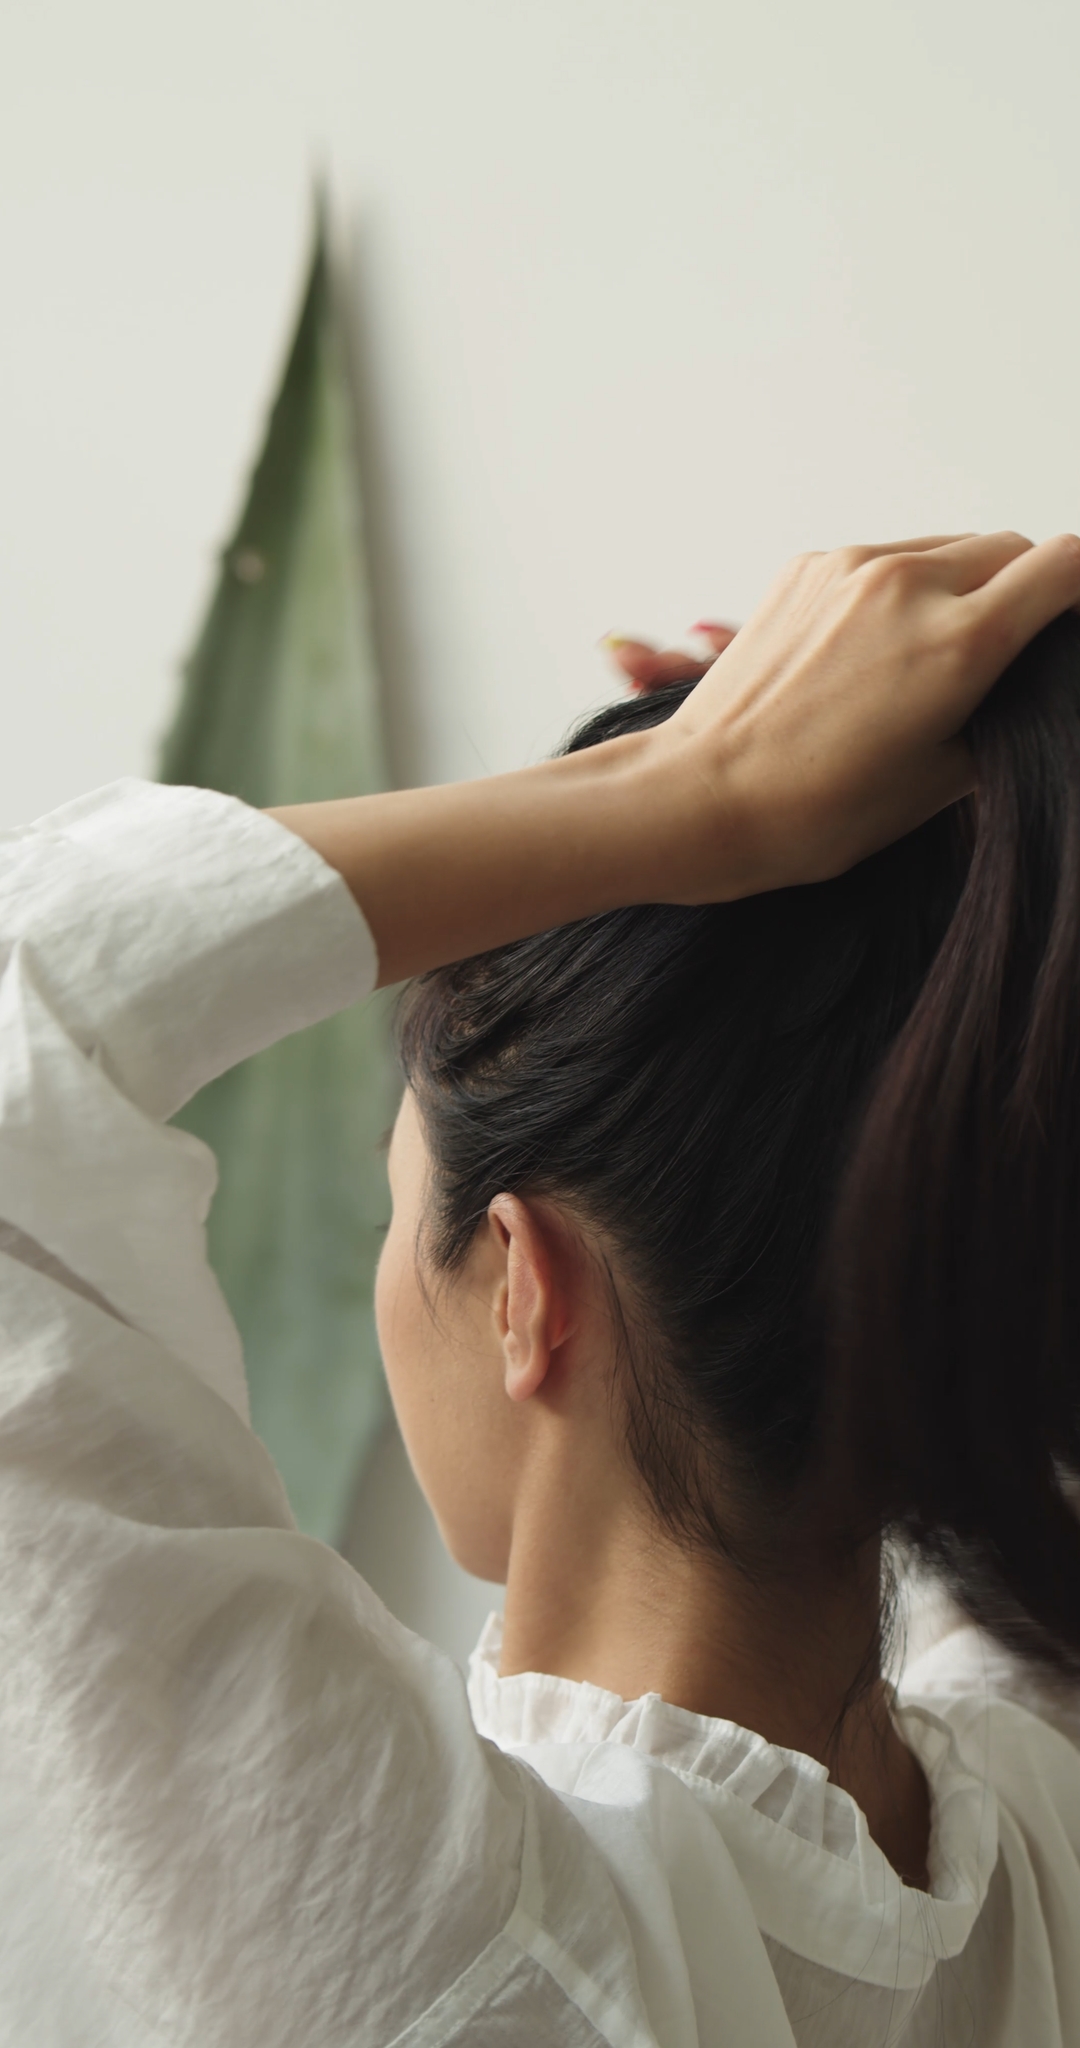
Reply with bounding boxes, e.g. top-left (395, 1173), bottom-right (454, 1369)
top-left (0, 778), bottom-right (1078, 2048)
